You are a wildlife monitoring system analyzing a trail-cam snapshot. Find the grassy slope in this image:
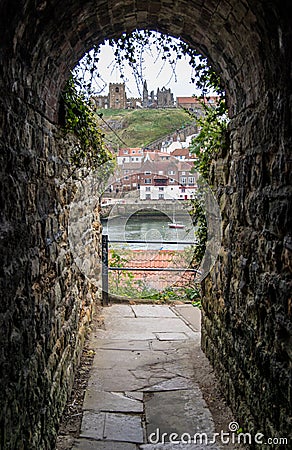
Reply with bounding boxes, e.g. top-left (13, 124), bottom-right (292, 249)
top-left (95, 108), bottom-right (193, 148)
